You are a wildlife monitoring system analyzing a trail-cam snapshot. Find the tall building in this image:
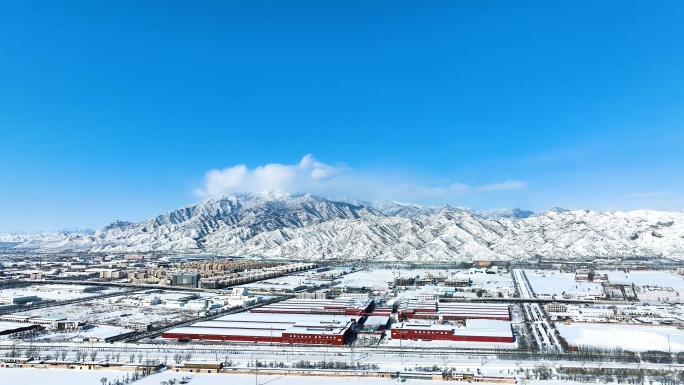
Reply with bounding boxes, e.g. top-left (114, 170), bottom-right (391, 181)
top-left (170, 273), bottom-right (200, 288)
